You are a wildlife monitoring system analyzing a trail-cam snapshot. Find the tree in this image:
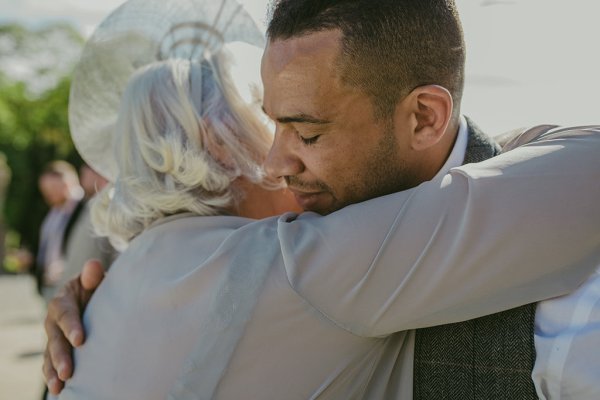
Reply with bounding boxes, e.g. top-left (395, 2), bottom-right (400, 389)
top-left (0, 23), bottom-right (84, 266)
